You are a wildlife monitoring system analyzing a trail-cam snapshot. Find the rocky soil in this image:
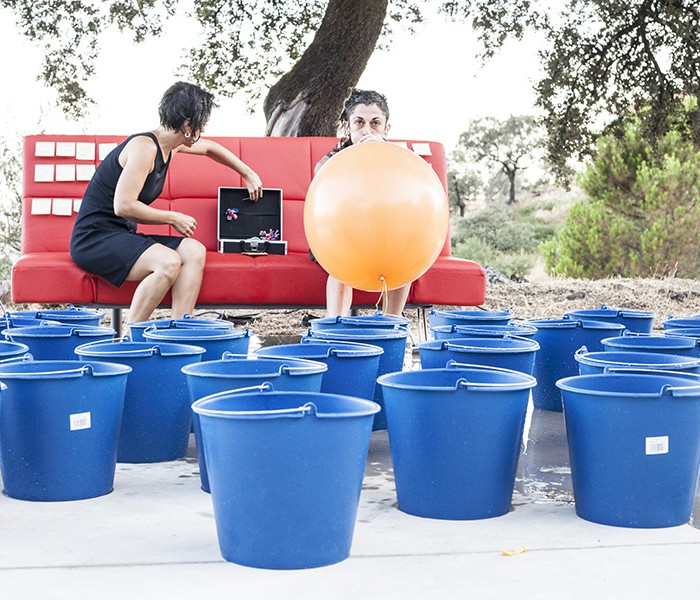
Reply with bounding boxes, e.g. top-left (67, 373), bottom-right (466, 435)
top-left (9, 277), bottom-right (700, 340)
top-left (210, 276), bottom-right (700, 340)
